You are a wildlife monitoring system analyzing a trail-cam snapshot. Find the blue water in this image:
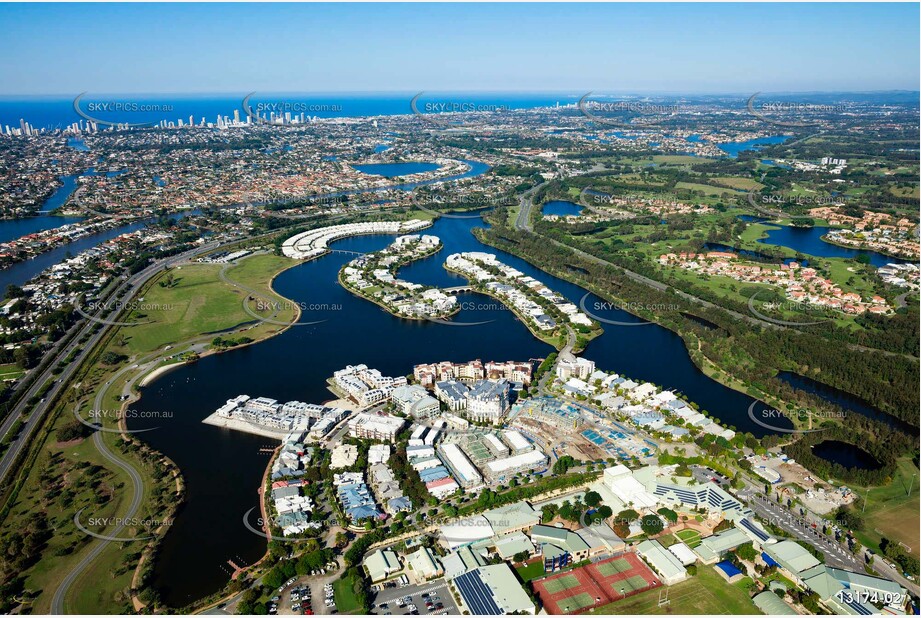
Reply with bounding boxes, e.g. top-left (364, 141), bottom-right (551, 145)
top-left (0, 221), bottom-right (147, 297)
top-left (760, 159), bottom-right (792, 169)
top-left (351, 162), bottom-right (441, 178)
top-left (0, 93), bottom-right (576, 130)
top-left (703, 242), bottom-right (806, 266)
top-left (373, 144), bottom-right (391, 153)
top-left (756, 224), bottom-right (909, 267)
top-left (67, 137), bottom-right (90, 151)
top-left (129, 203), bottom-right (791, 605)
top-left (718, 135), bottom-right (791, 158)
top-left (0, 214), bottom-right (86, 245)
top-left (542, 200), bottom-right (583, 216)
